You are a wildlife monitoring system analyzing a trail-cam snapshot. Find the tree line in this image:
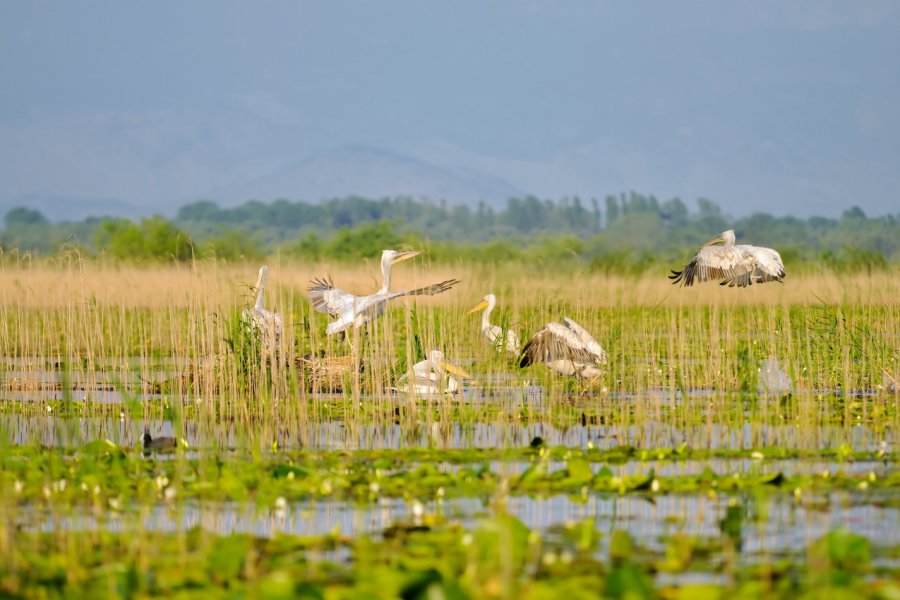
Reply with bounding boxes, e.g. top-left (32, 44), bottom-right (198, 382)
top-left (1, 194), bottom-right (897, 273)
